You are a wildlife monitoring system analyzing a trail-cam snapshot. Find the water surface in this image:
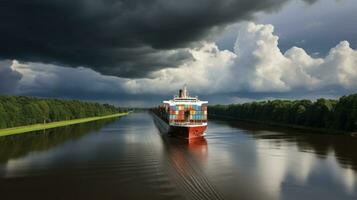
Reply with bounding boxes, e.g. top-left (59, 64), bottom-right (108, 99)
top-left (0, 112), bottom-right (356, 200)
